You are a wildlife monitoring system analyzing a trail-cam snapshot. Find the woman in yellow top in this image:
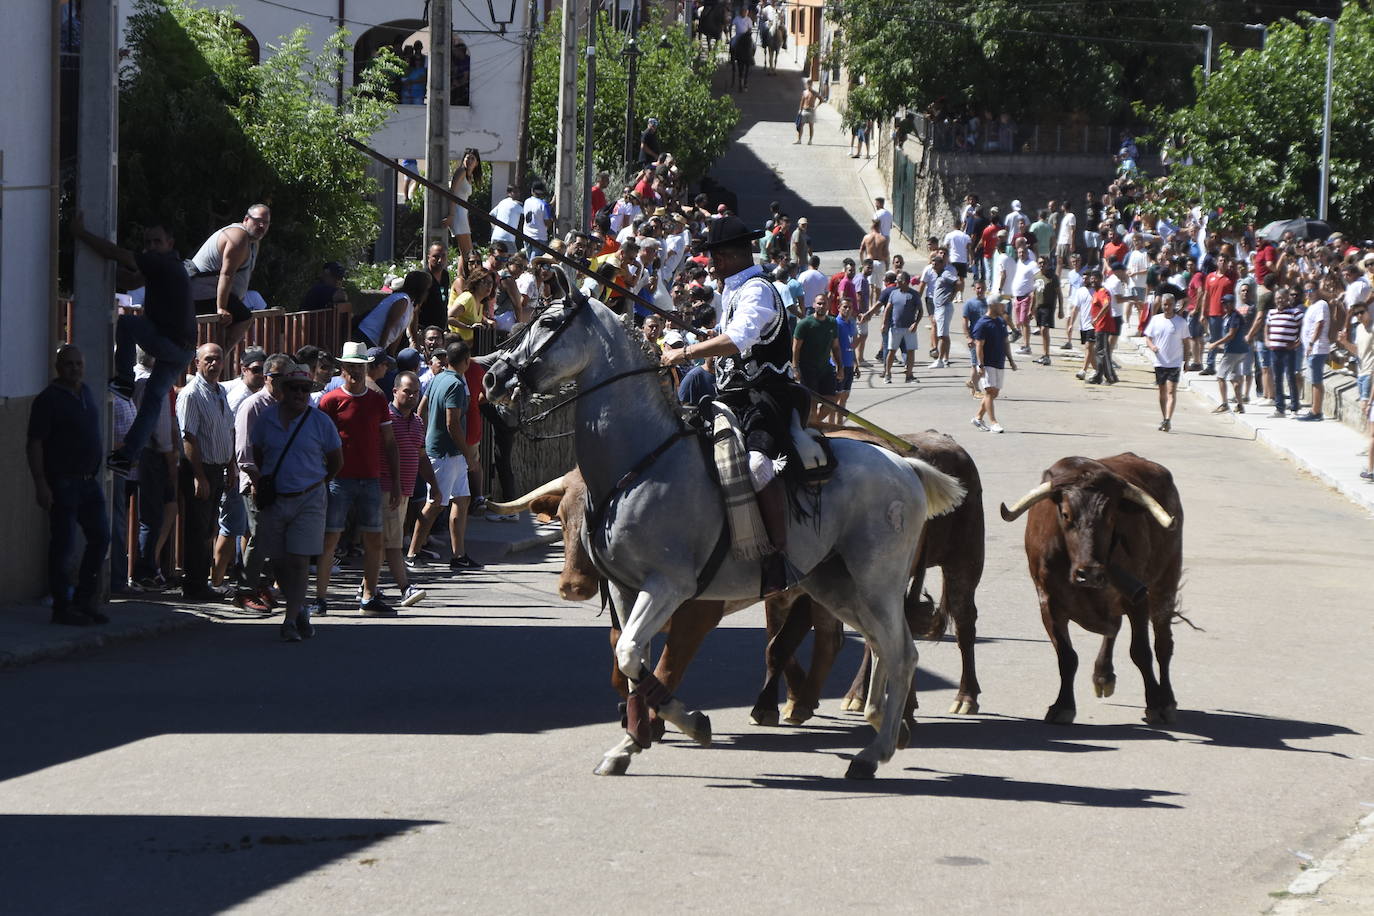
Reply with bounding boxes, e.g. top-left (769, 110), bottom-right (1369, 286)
top-left (448, 267), bottom-right (495, 342)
